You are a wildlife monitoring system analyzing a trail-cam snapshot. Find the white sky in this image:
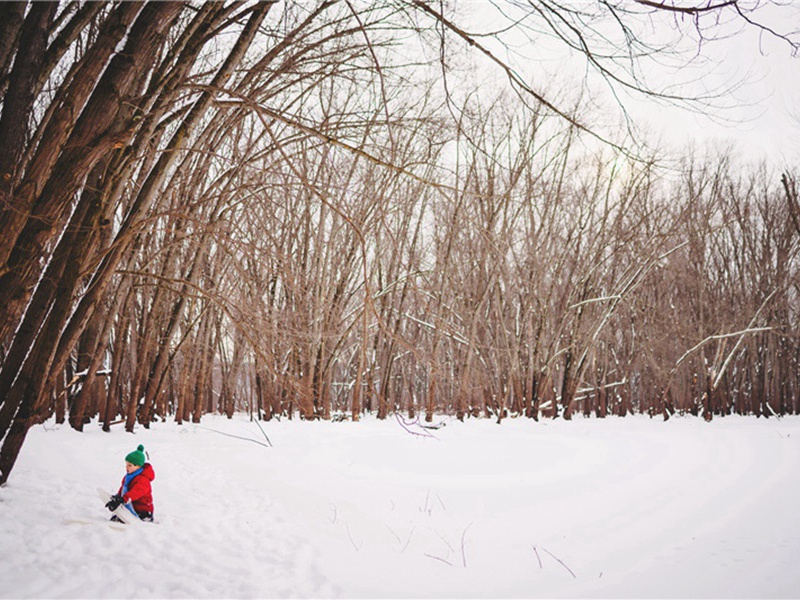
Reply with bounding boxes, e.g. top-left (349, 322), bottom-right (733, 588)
top-left (456, 1), bottom-right (800, 167)
top-left (632, 13), bottom-right (800, 167)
